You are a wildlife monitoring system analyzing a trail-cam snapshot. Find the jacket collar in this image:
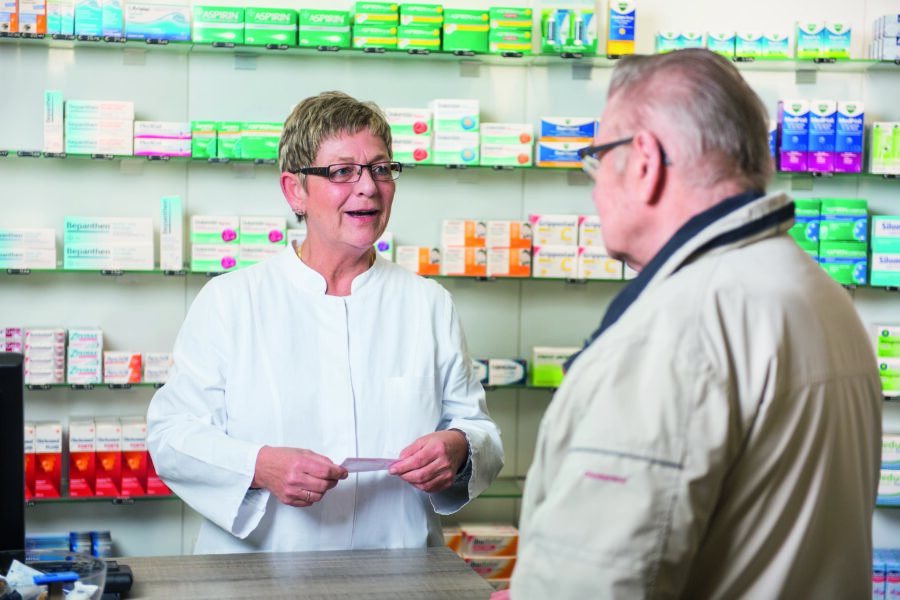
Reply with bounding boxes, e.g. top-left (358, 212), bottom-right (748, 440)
top-left (280, 246), bottom-right (382, 296)
top-left (565, 190), bottom-right (794, 370)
